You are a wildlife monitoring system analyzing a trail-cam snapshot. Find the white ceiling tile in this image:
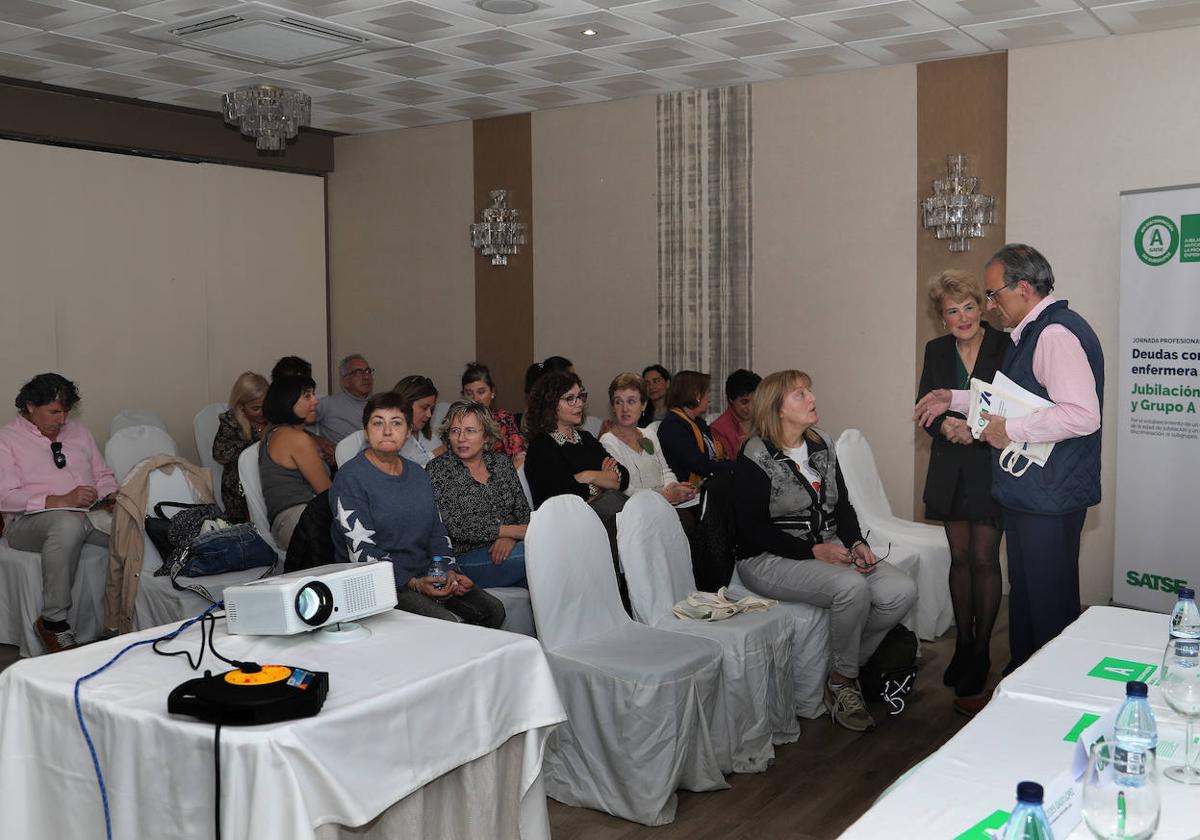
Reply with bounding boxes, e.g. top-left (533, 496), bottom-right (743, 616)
top-left (129, 0), bottom-right (245, 24)
top-left (914, 0), bottom-right (1084, 25)
top-left (741, 41), bottom-right (878, 72)
top-left (647, 57), bottom-right (782, 84)
top-left (311, 90), bottom-right (395, 114)
top-left (369, 105), bottom-right (460, 127)
top-left (0, 49), bottom-right (91, 80)
top-left (260, 0), bottom-right (417, 18)
top-left (564, 69), bottom-right (689, 95)
top-left (437, 0), bottom-right (600, 27)
top-left (0, 0), bottom-right (113, 30)
top-left (493, 83), bottom-right (608, 107)
top-left (163, 45), bottom-right (278, 70)
top-left (337, 44), bottom-right (483, 76)
top-left (509, 10), bottom-right (674, 49)
top-left (585, 35), bottom-right (730, 69)
top-left (428, 95), bottom-right (525, 118)
top-left (961, 8), bottom-right (1110, 45)
top-left (847, 25), bottom-right (988, 60)
top-left (0, 31), bottom-right (155, 67)
top-left (311, 111), bottom-right (395, 131)
top-left (748, 0), bottom-right (906, 17)
top-left (270, 58), bottom-right (399, 88)
top-left (0, 21), bottom-right (40, 44)
top-left (500, 51), bottom-right (630, 81)
top-left (48, 66), bottom-right (185, 97)
top-left (138, 85), bottom-right (227, 110)
top-left (103, 53), bottom-right (246, 85)
top-left (1090, 0), bottom-right (1200, 32)
top-left (52, 12), bottom-right (173, 54)
top-left (328, 2), bottom-right (495, 44)
top-left (73, 0), bottom-right (166, 11)
top-left (797, 1), bottom-right (954, 41)
top-left (350, 77), bottom-right (471, 104)
top-left (613, 0), bottom-right (780, 34)
top-left (683, 18), bottom-right (834, 55)
top-left (420, 29), bottom-right (566, 64)
top-left (422, 65), bottom-right (546, 94)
